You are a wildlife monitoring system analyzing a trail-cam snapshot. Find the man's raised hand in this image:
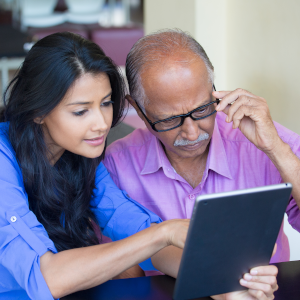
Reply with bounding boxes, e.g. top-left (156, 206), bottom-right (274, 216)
top-left (214, 89), bottom-right (283, 156)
